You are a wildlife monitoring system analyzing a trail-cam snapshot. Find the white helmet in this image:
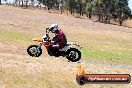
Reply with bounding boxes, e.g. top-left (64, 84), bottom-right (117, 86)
top-left (50, 24), bottom-right (59, 33)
